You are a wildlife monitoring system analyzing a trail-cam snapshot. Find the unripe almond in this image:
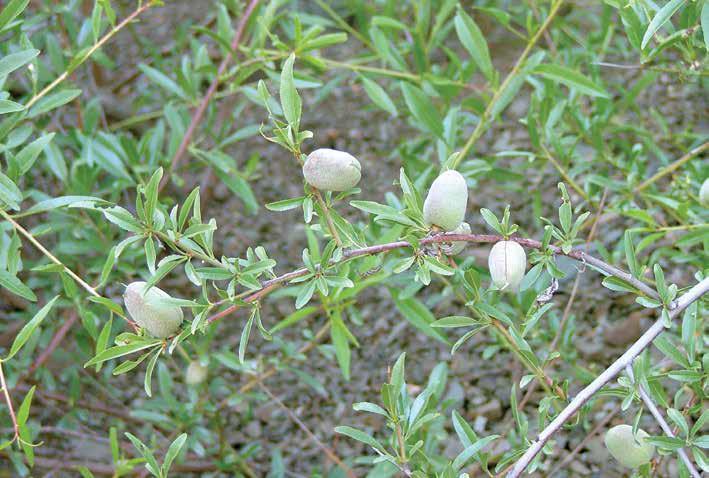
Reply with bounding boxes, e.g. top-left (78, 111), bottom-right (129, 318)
top-left (185, 360), bottom-right (208, 386)
top-left (302, 148), bottom-right (361, 191)
top-left (123, 281), bottom-right (183, 338)
top-left (604, 424), bottom-right (655, 469)
top-left (700, 178), bottom-right (709, 207)
top-left (423, 170), bottom-right (468, 231)
top-left (447, 222), bottom-right (471, 255)
top-left (488, 241), bottom-right (526, 291)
